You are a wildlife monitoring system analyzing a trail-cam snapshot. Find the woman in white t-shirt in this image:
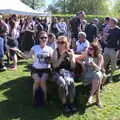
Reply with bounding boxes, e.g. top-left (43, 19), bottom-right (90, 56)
top-left (25, 31), bottom-right (53, 106)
